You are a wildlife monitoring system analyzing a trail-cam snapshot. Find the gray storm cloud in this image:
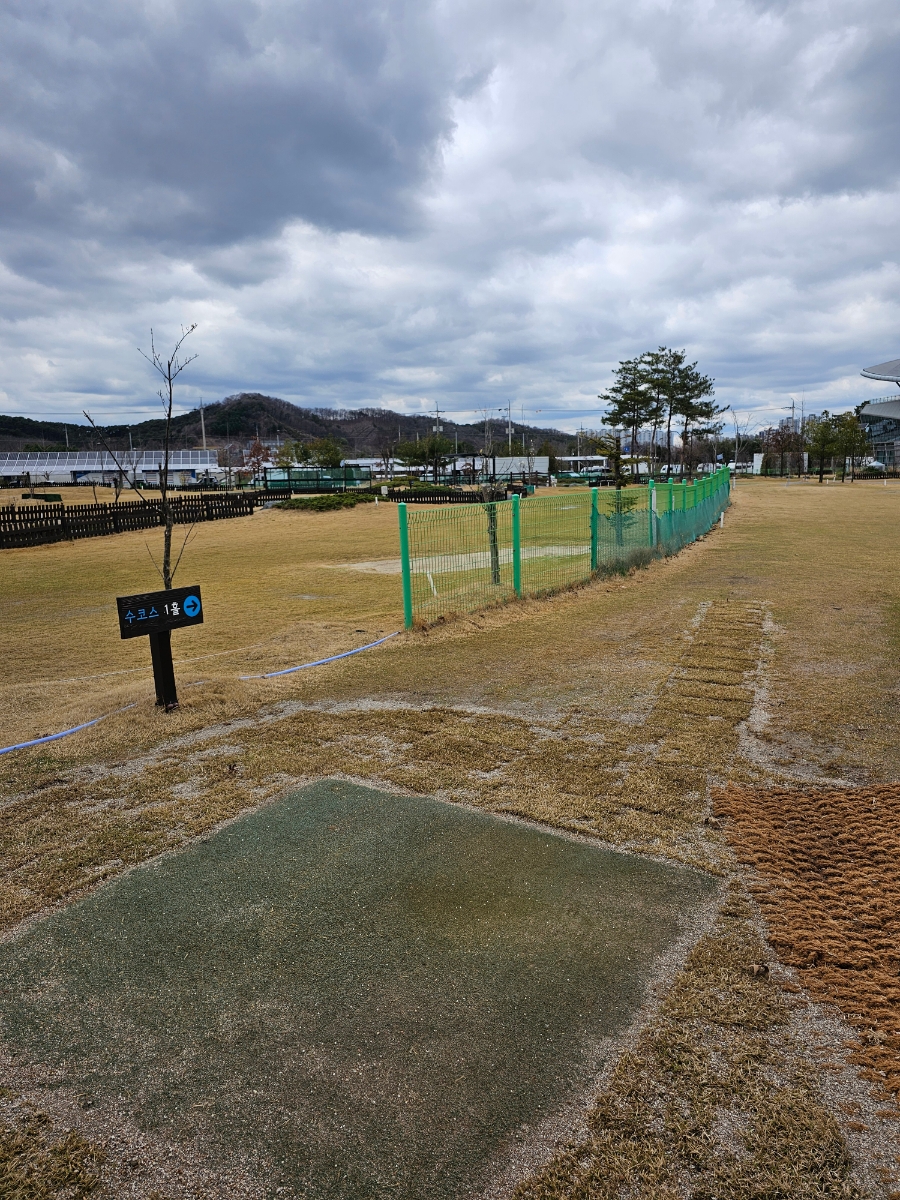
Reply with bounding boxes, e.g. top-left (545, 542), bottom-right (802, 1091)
top-left (1, 0), bottom-right (899, 425)
top-left (0, 0), bottom-right (455, 248)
